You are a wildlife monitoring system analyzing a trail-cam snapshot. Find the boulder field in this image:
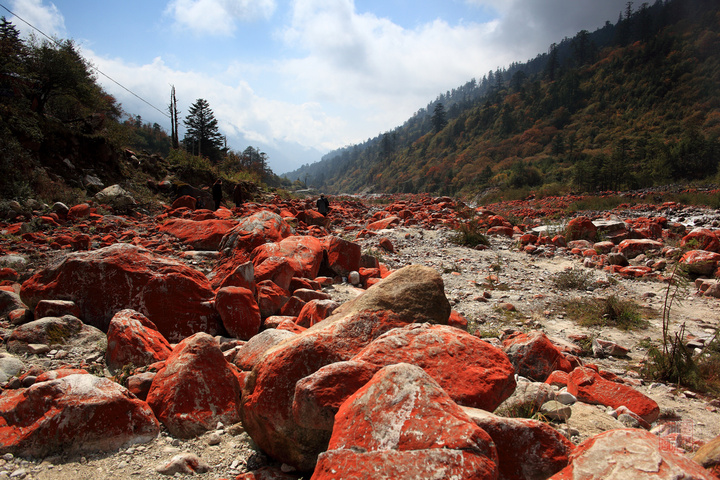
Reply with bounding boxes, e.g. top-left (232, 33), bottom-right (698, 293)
top-left (0, 192), bottom-right (719, 478)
